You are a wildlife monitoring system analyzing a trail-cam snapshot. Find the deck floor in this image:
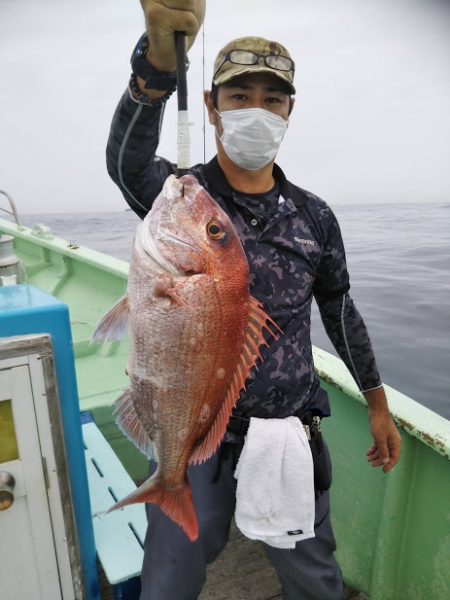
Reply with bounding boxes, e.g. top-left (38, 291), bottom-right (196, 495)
top-left (98, 520), bottom-right (368, 599)
top-left (199, 521), bottom-right (282, 600)
top-left (199, 521), bottom-right (367, 600)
